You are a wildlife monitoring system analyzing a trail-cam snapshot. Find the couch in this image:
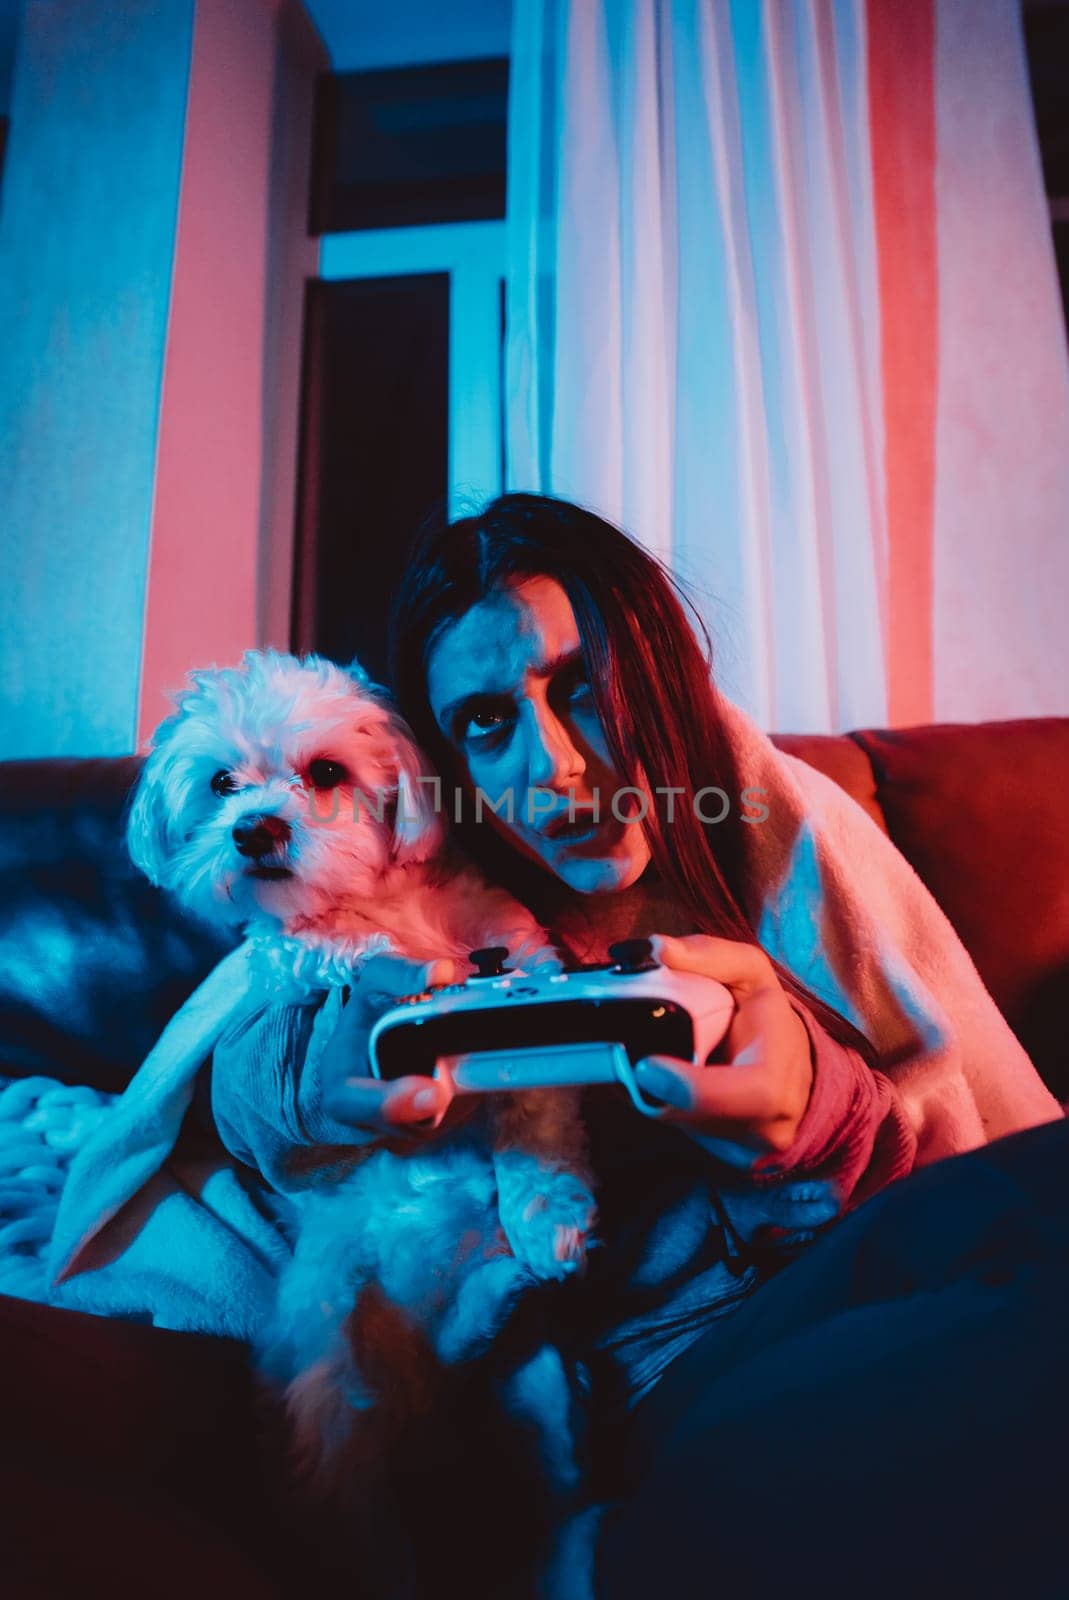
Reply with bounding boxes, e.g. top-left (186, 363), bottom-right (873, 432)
top-left (1, 718), bottom-right (1066, 1594)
